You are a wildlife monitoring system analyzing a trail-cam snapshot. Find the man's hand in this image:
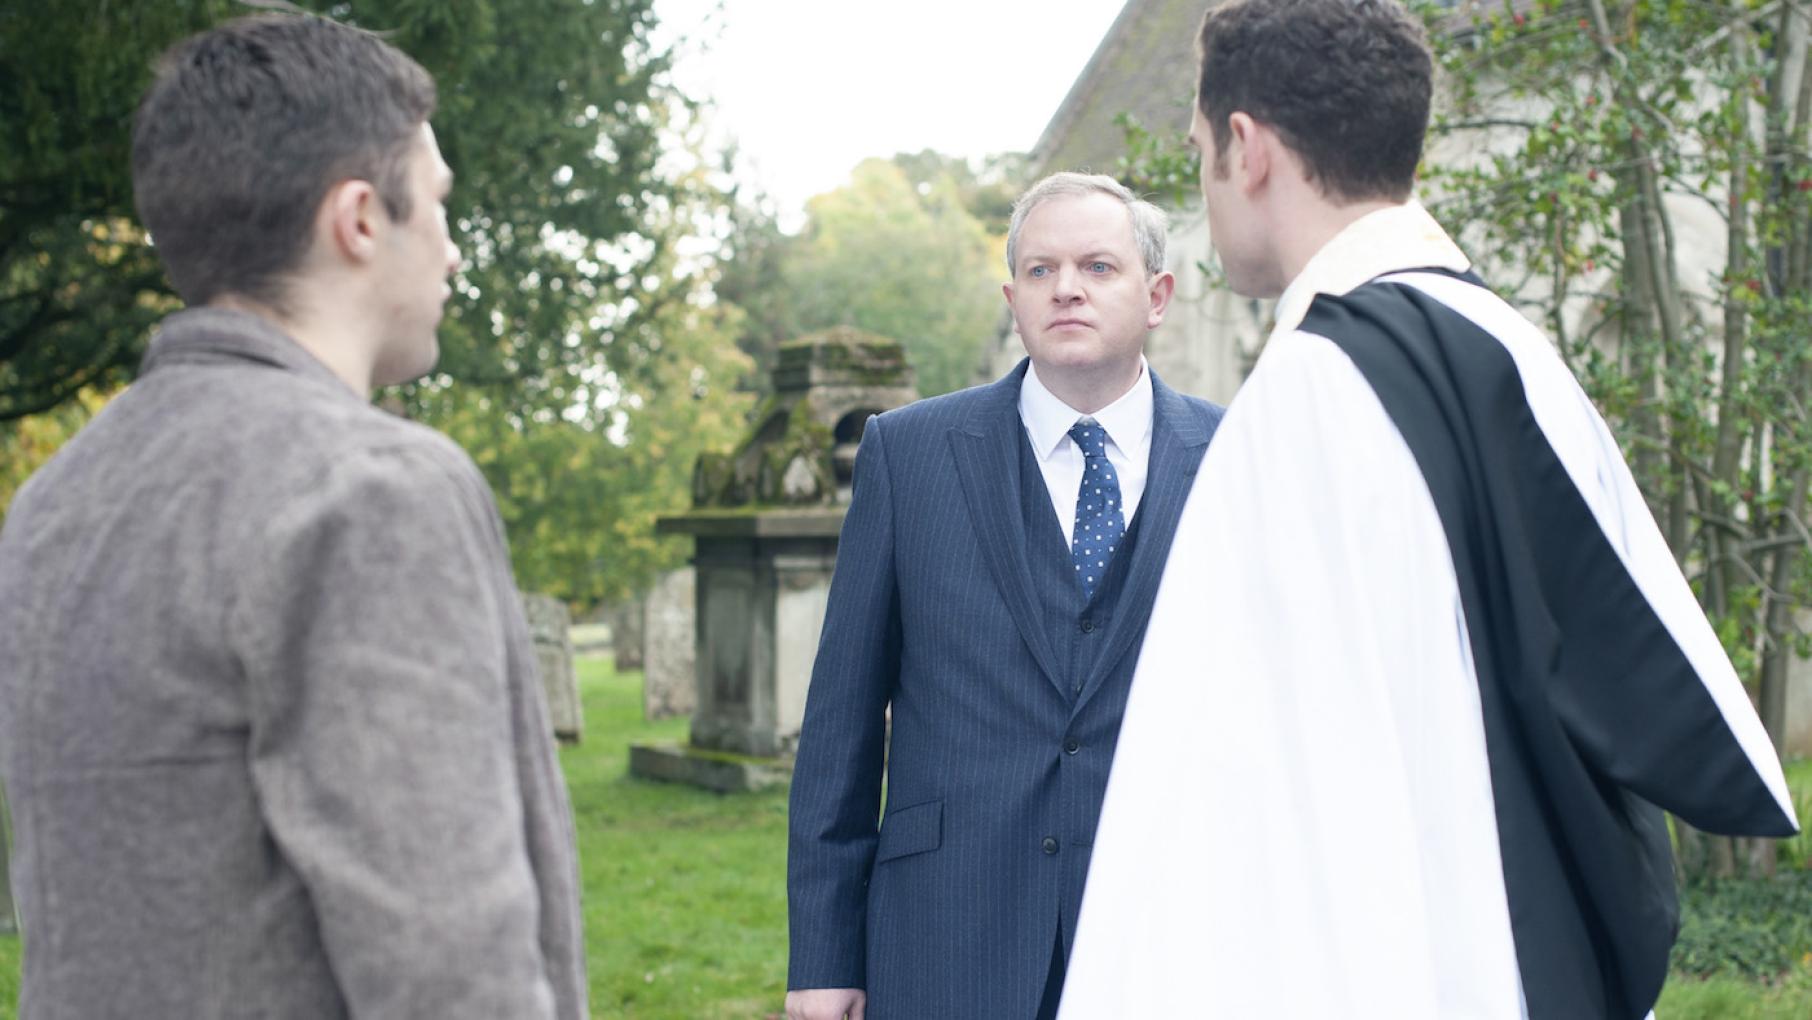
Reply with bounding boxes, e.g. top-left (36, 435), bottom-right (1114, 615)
top-left (785, 987), bottom-right (866, 1020)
